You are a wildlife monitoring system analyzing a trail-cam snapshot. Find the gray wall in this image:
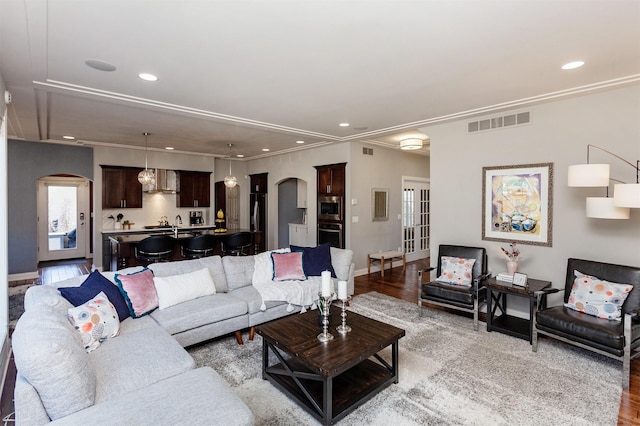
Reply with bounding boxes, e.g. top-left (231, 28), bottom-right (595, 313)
top-left (426, 84), bottom-right (640, 311)
top-left (8, 140), bottom-right (94, 274)
top-left (277, 178), bottom-right (300, 247)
